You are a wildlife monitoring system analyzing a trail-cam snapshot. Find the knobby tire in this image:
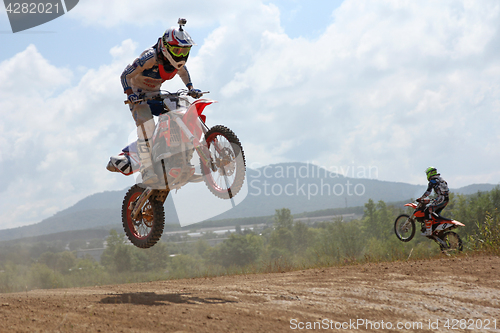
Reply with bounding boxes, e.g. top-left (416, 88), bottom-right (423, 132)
top-left (439, 231), bottom-right (463, 255)
top-left (202, 125), bottom-right (246, 199)
top-left (394, 214), bottom-right (416, 242)
top-left (122, 185), bottom-right (165, 248)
